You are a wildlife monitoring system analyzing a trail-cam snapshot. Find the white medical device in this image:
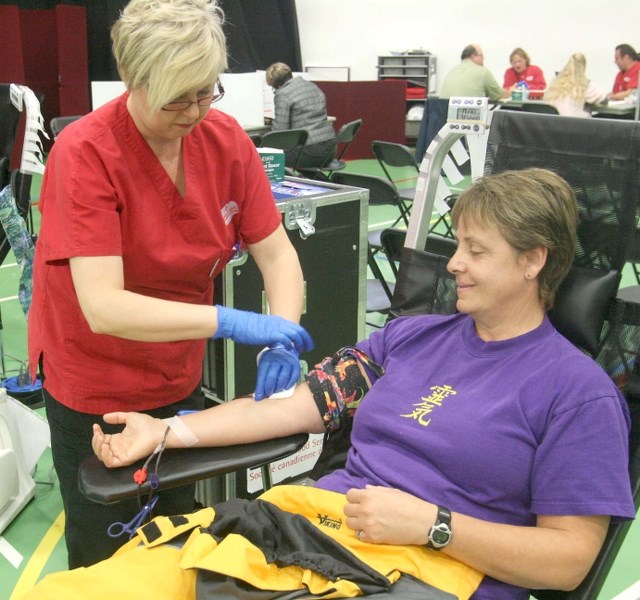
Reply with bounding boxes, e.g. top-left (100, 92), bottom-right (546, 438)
top-left (0, 388), bottom-right (50, 535)
top-left (406, 97), bottom-right (493, 251)
top-left (445, 96), bottom-right (490, 134)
